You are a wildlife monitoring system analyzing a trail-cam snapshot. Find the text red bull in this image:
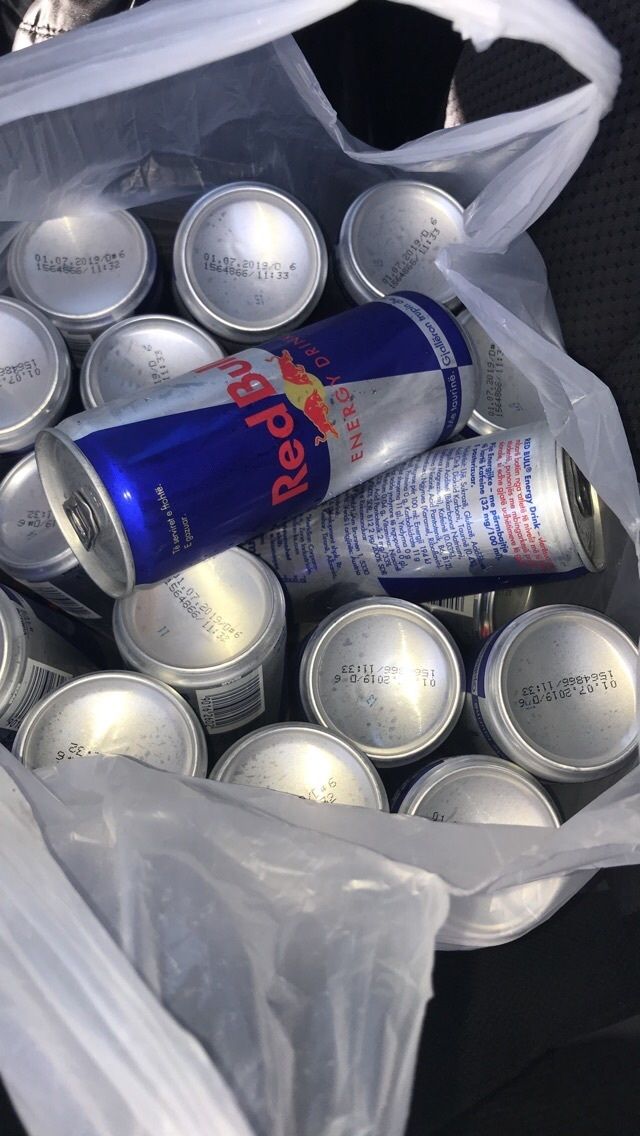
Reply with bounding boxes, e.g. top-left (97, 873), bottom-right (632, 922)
top-left (35, 293), bottom-right (478, 598)
top-left (245, 425), bottom-right (605, 619)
